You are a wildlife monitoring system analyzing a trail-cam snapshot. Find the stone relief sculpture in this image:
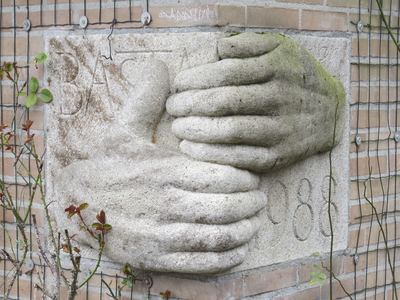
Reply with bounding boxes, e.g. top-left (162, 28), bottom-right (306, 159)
top-left (46, 32), bottom-right (349, 274)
